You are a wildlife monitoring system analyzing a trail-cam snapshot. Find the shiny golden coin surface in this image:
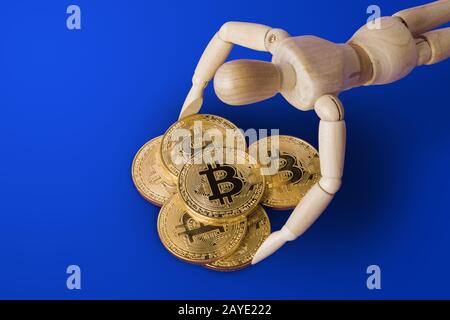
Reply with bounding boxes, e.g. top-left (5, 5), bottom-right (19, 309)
top-left (179, 148), bottom-right (265, 224)
top-left (157, 194), bottom-right (247, 264)
top-left (205, 206), bottom-right (271, 271)
top-left (160, 114), bottom-right (246, 179)
top-left (132, 136), bottom-right (177, 206)
top-left (248, 135), bottom-right (321, 210)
